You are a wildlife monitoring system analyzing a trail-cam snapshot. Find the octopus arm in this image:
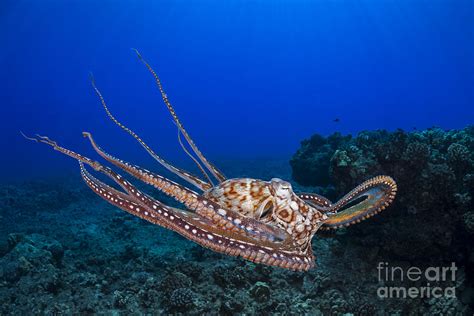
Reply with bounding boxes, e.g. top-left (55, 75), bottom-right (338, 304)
top-left (81, 132), bottom-right (290, 244)
top-left (88, 76), bottom-right (212, 192)
top-left (29, 134), bottom-right (292, 250)
top-left (321, 176), bottom-right (397, 230)
top-left (132, 49), bottom-right (227, 183)
top-left (297, 193), bottom-right (333, 210)
top-left (77, 151), bottom-right (315, 271)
